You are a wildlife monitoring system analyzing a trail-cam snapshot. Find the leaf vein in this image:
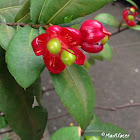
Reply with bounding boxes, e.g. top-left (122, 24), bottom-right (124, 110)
top-left (46, 0), bottom-right (72, 24)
